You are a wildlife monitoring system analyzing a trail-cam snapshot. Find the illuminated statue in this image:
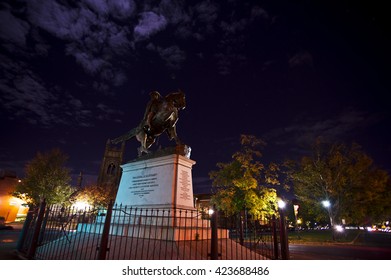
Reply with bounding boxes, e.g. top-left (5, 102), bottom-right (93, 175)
top-left (112, 90), bottom-right (186, 156)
